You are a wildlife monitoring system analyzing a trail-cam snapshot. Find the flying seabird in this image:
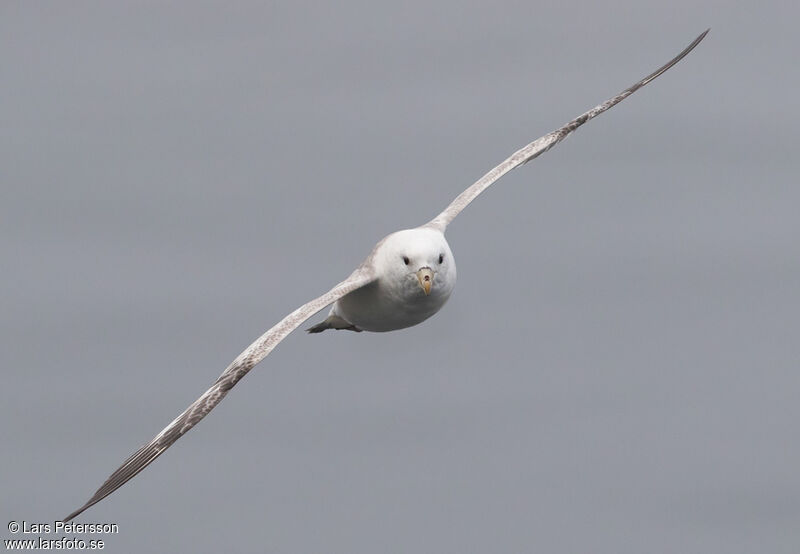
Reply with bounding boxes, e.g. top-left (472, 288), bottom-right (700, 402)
top-left (64, 29), bottom-right (709, 521)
